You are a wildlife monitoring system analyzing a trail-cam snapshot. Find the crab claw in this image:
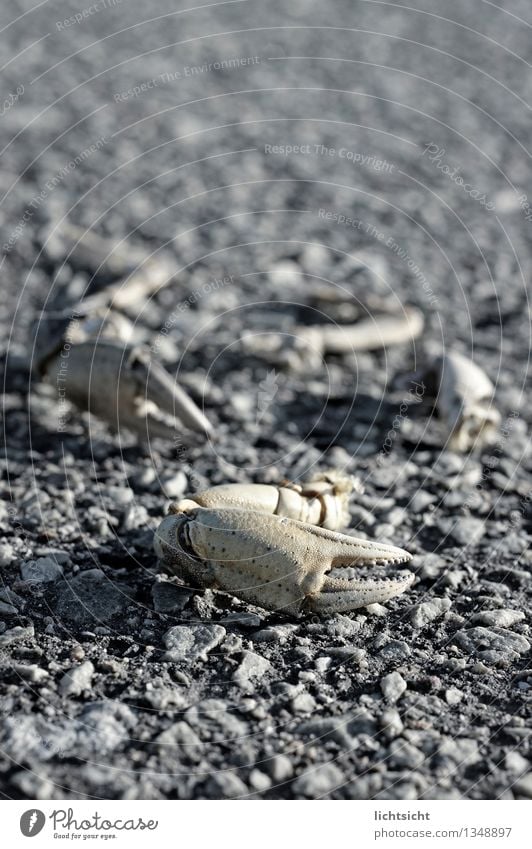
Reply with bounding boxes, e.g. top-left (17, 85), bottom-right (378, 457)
top-left (46, 339), bottom-right (211, 440)
top-left (397, 350), bottom-right (501, 451)
top-left (154, 507), bottom-right (413, 615)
